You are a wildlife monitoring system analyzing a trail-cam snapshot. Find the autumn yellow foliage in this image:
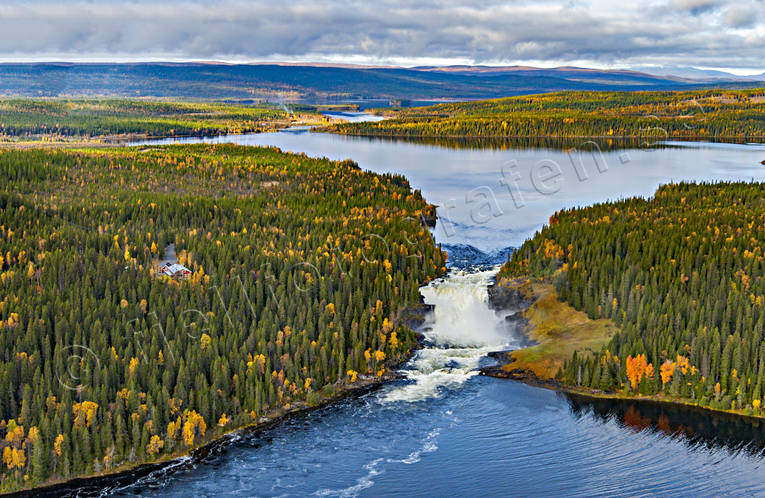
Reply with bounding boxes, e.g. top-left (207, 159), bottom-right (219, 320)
top-left (625, 354), bottom-right (651, 390)
top-left (147, 435), bottom-right (164, 457)
top-left (346, 370), bottom-right (358, 383)
top-left (181, 410), bottom-right (207, 446)
top-left (660, 360), bottom-right (676, 385)
top-left (2, 447), bottom-right (25, 470)
top-left (72, 401), bottom-right (98, 428)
